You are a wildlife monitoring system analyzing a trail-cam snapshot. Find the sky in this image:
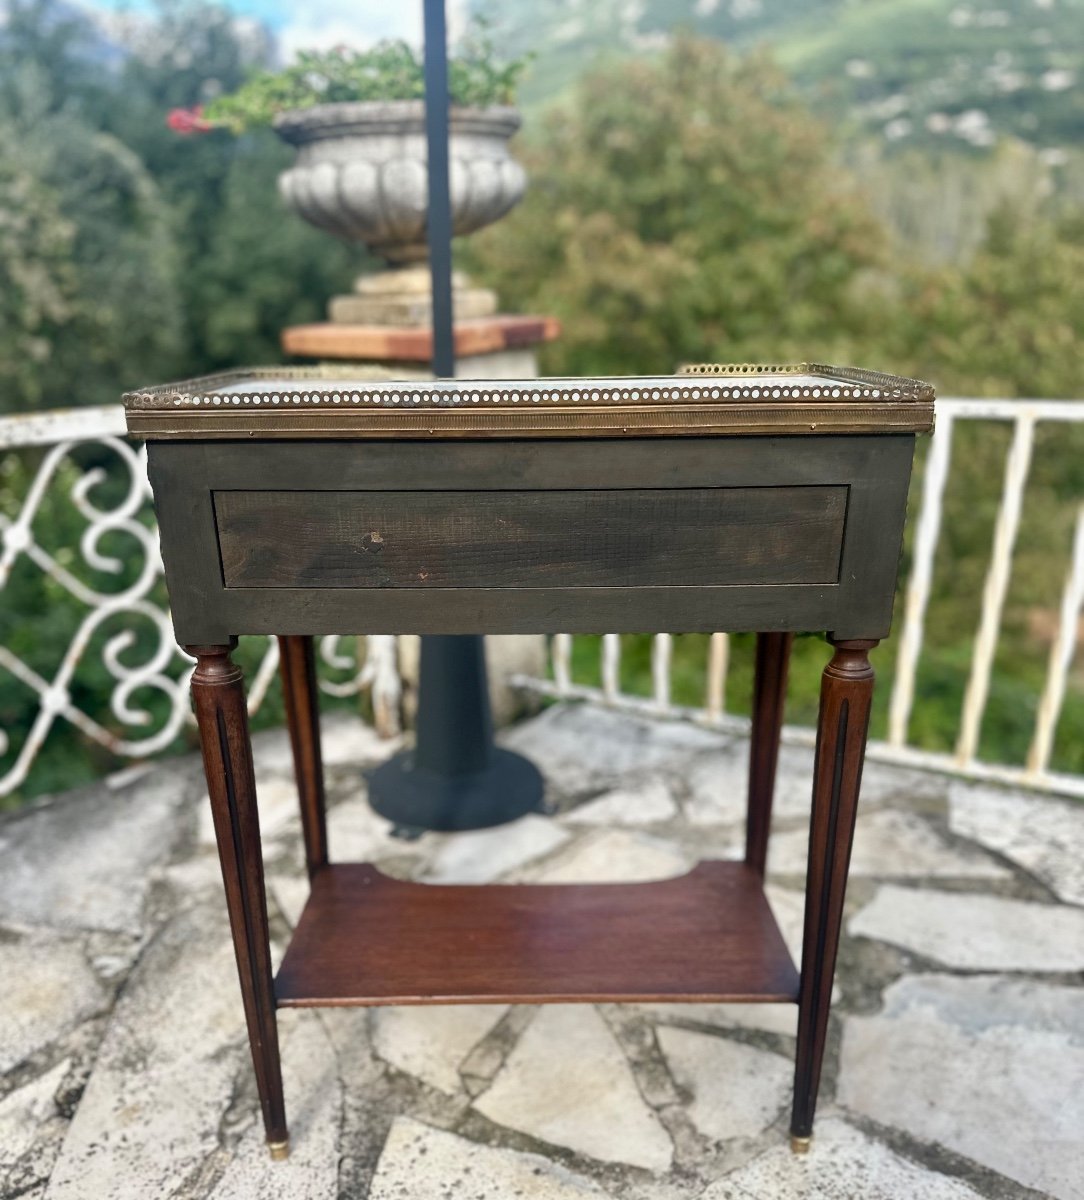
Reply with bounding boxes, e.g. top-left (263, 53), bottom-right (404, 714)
top-left (78, 0), bottom-right (469, 59)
